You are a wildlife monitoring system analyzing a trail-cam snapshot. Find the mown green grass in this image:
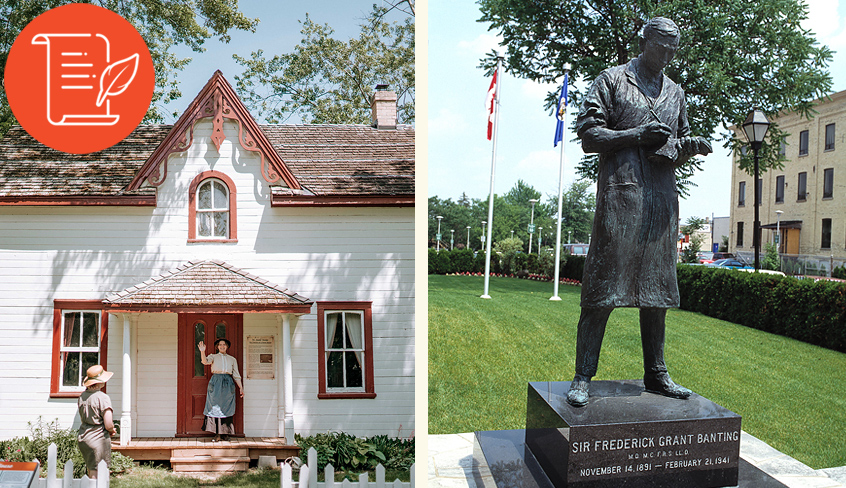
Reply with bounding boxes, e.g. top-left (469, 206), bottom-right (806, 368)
top-left (428, 274), bottom-right (846, 469)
